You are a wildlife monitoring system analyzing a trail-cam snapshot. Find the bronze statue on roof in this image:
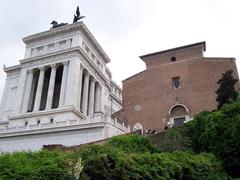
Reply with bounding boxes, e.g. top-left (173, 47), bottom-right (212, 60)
top-left (50, 6), bottom-right (85, 29)
top-left (73, 6), bottom-right (85, 22)
top-left (50, 21), bottom-right (68, 29)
